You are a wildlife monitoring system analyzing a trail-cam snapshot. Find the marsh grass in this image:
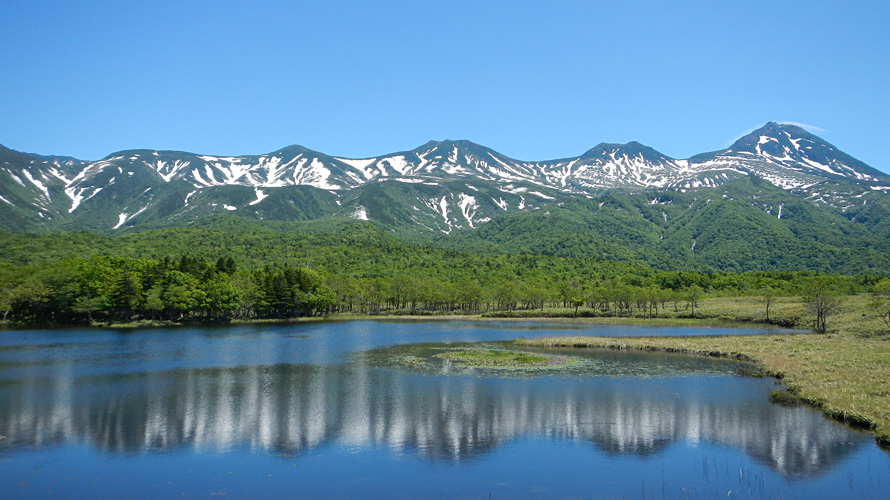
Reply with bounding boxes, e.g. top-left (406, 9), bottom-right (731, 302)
top-left (517, 295), bottom-right (890, 446)
top-left (434, 347), bottom-right (573, 369)
top-left (769, 389), bottom-right (801, 406)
